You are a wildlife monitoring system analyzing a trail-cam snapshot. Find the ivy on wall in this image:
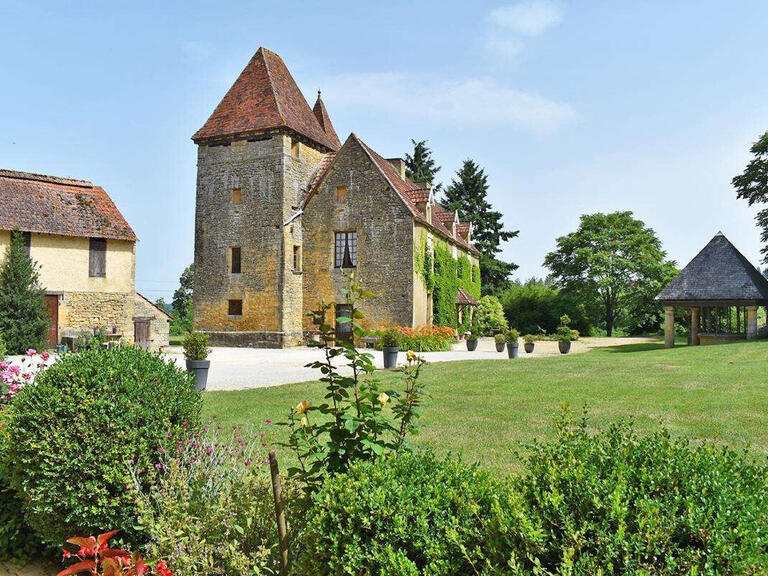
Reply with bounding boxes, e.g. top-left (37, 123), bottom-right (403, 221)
top-left (415, 237), bottom-right (480, 329)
